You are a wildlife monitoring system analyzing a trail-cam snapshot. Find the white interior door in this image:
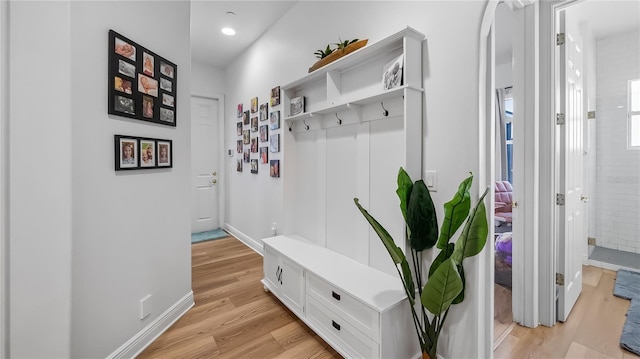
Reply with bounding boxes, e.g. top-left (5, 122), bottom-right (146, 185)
top-left (557, 11), bottom-right (586, 322)
top-left (191, 96), bottom-right (219, 233)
